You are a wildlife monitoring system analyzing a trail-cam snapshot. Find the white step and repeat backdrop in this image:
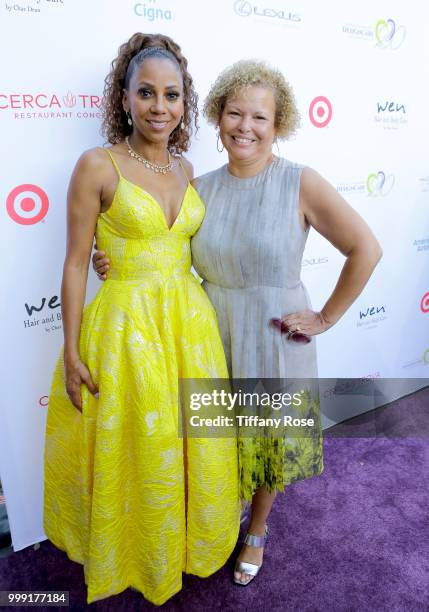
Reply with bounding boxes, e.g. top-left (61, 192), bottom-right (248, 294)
top-left (1, 0), bottom-right (428, 550)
